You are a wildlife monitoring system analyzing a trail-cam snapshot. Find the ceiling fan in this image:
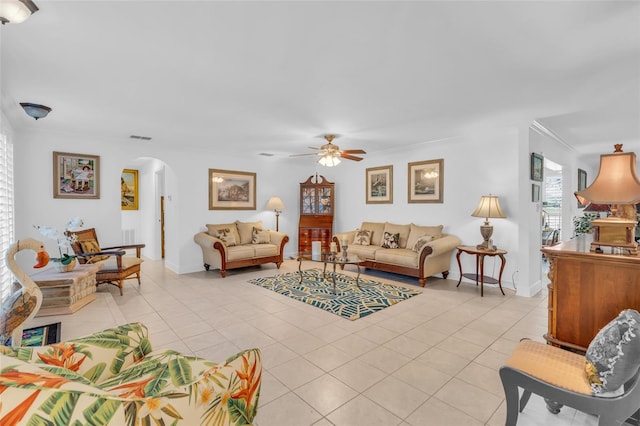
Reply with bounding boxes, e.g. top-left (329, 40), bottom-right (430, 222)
top-left (290, 134), bottom-right (366, 166)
